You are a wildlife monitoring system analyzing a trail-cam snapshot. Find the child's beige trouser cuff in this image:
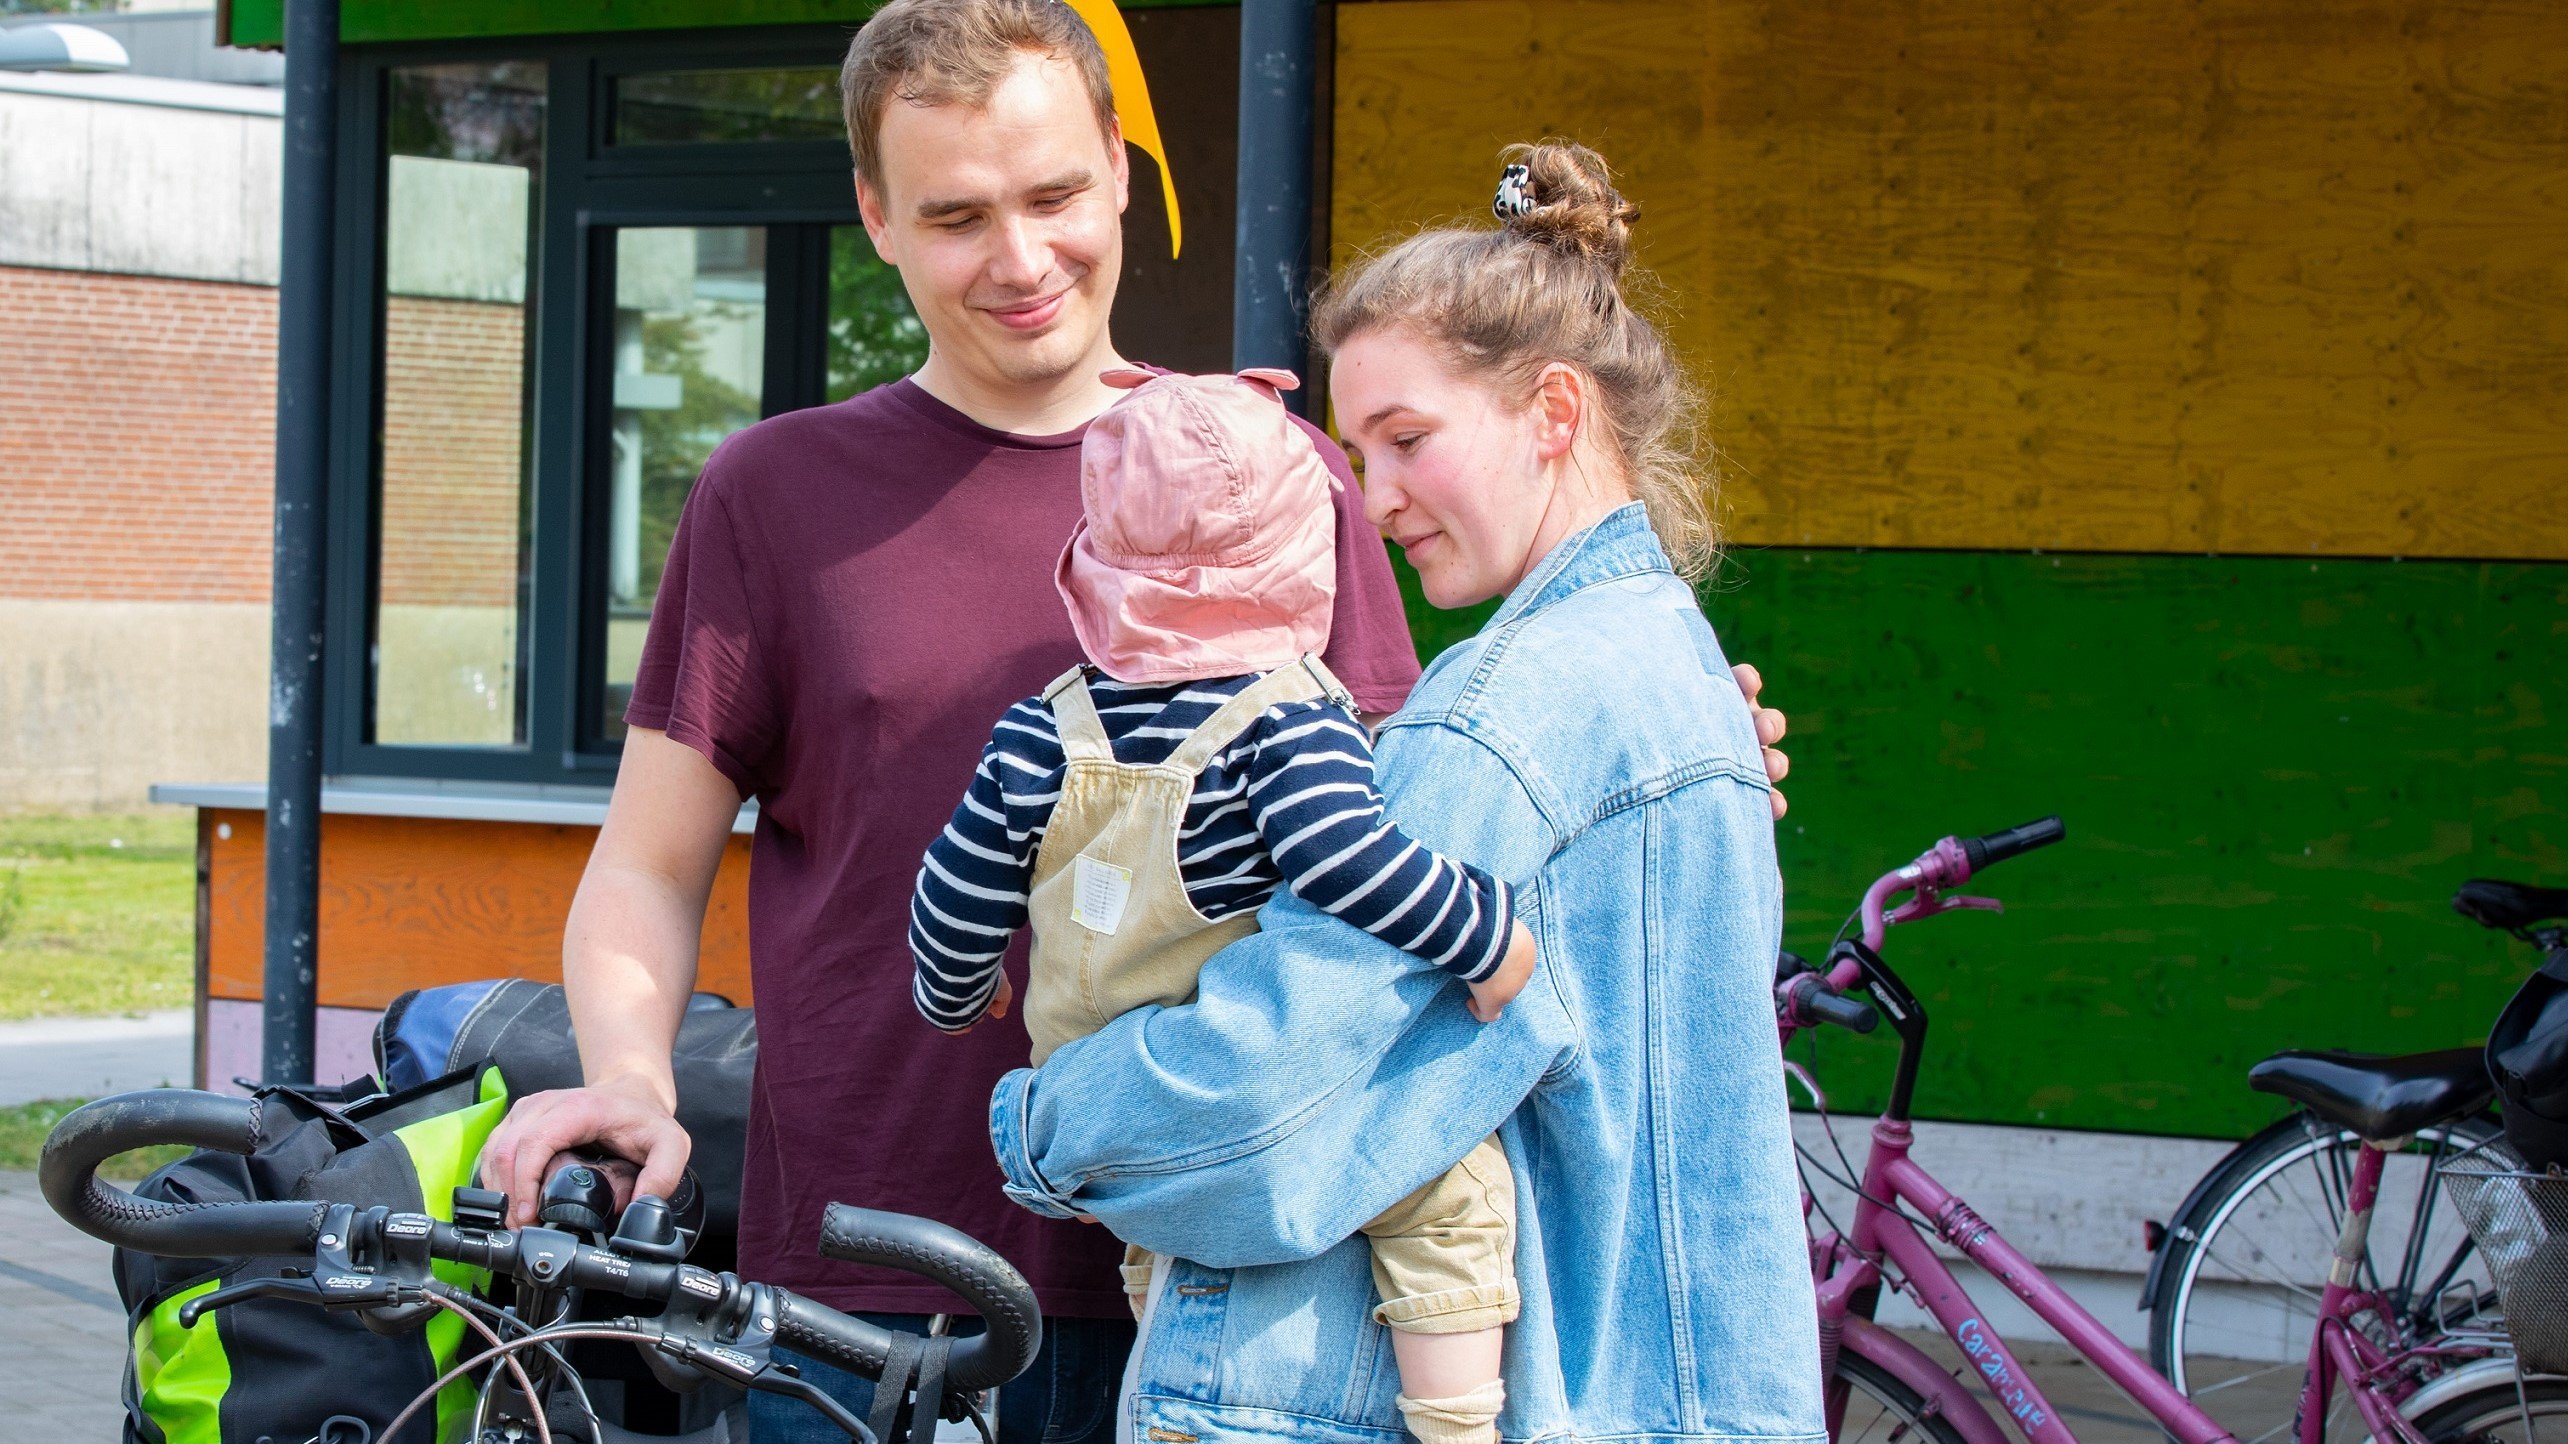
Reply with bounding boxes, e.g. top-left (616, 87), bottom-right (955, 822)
top-left (1373, 1282), bottom-right (1522, 1333)
top-left (1363, 1135), bottom-right (1519, 1334)
top-left (1121, 1243), bottom-right (1156, 1321)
